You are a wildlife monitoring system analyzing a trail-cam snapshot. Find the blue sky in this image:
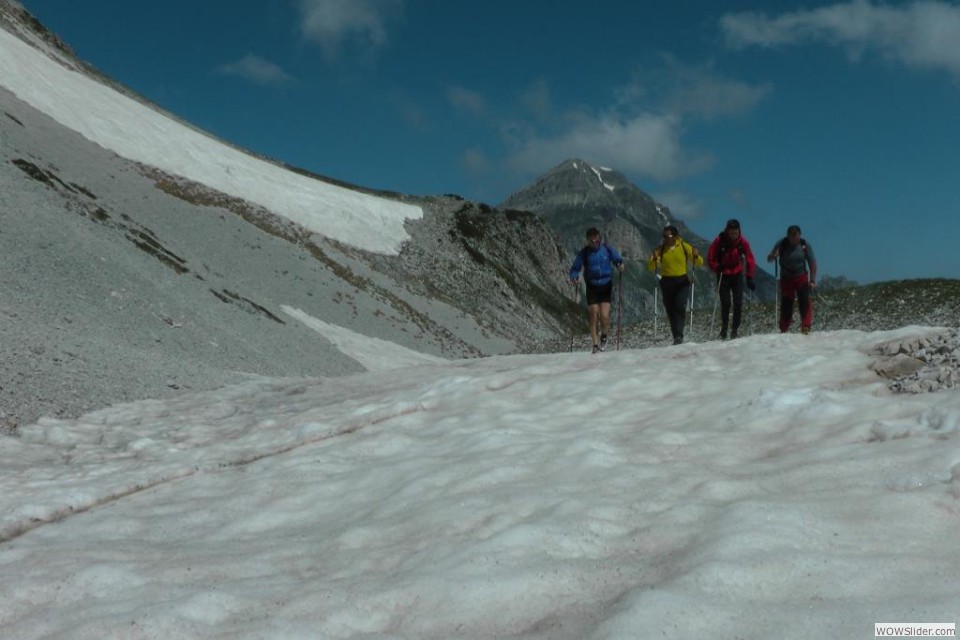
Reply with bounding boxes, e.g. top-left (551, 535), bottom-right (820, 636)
top-left (20, 0), bottom-right (960, 283)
